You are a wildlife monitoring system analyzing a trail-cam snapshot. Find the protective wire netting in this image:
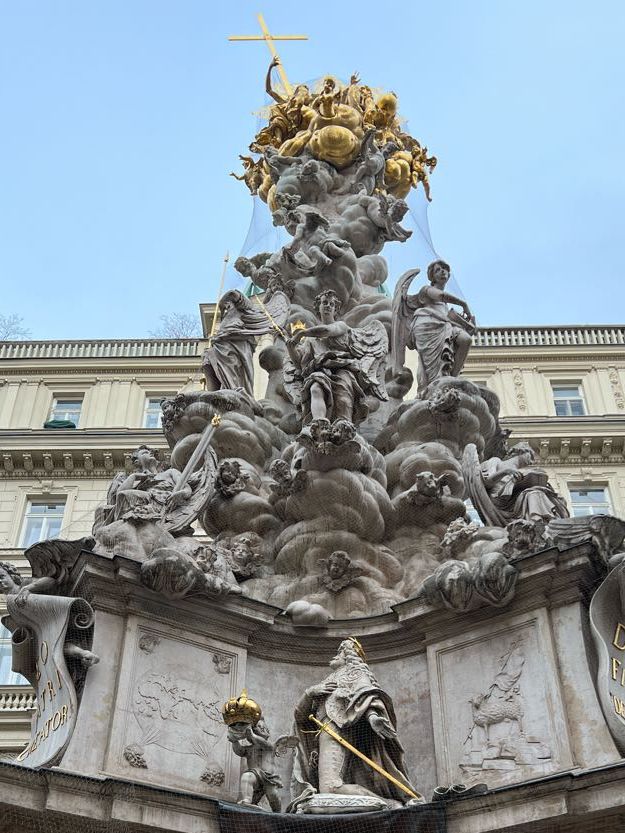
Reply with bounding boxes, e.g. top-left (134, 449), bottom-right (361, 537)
top-left (0, 80), bottom-right (622, 833)
top-left (0, 553), bottom-right (620, 833)
top-left (217, 79), bottom-right (468, 310)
